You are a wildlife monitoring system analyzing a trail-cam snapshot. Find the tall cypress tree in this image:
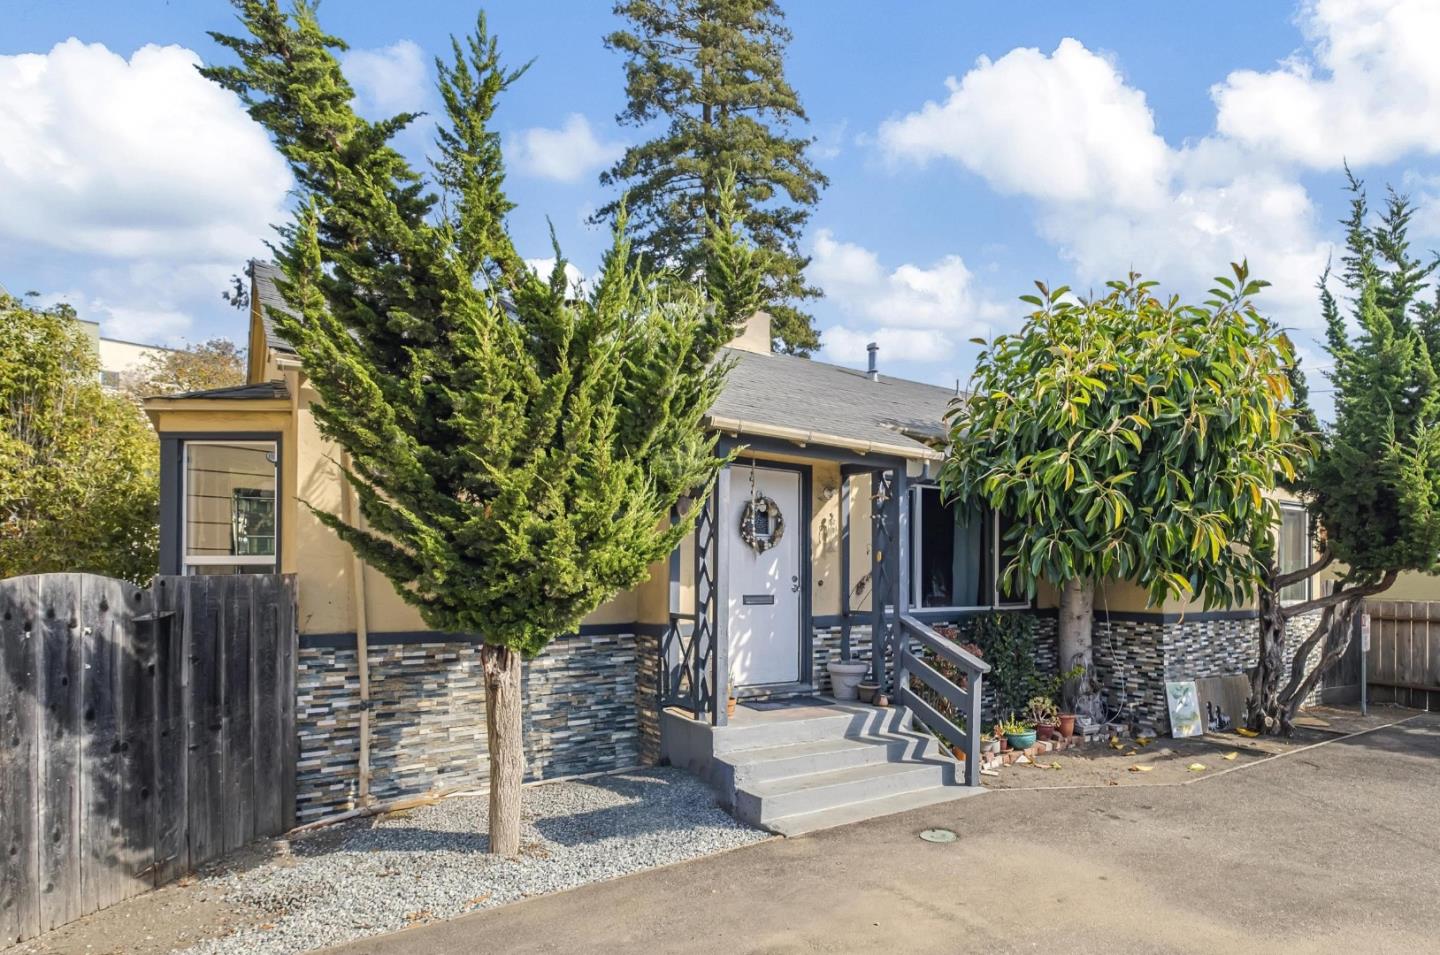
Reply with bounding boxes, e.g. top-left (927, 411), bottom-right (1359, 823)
top-left (205, 1), bottom-right (759, 854)
top-left (597, 0), bottom-right (827, 355)
top-left (1250, 173), bottom-right (1440, 733)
